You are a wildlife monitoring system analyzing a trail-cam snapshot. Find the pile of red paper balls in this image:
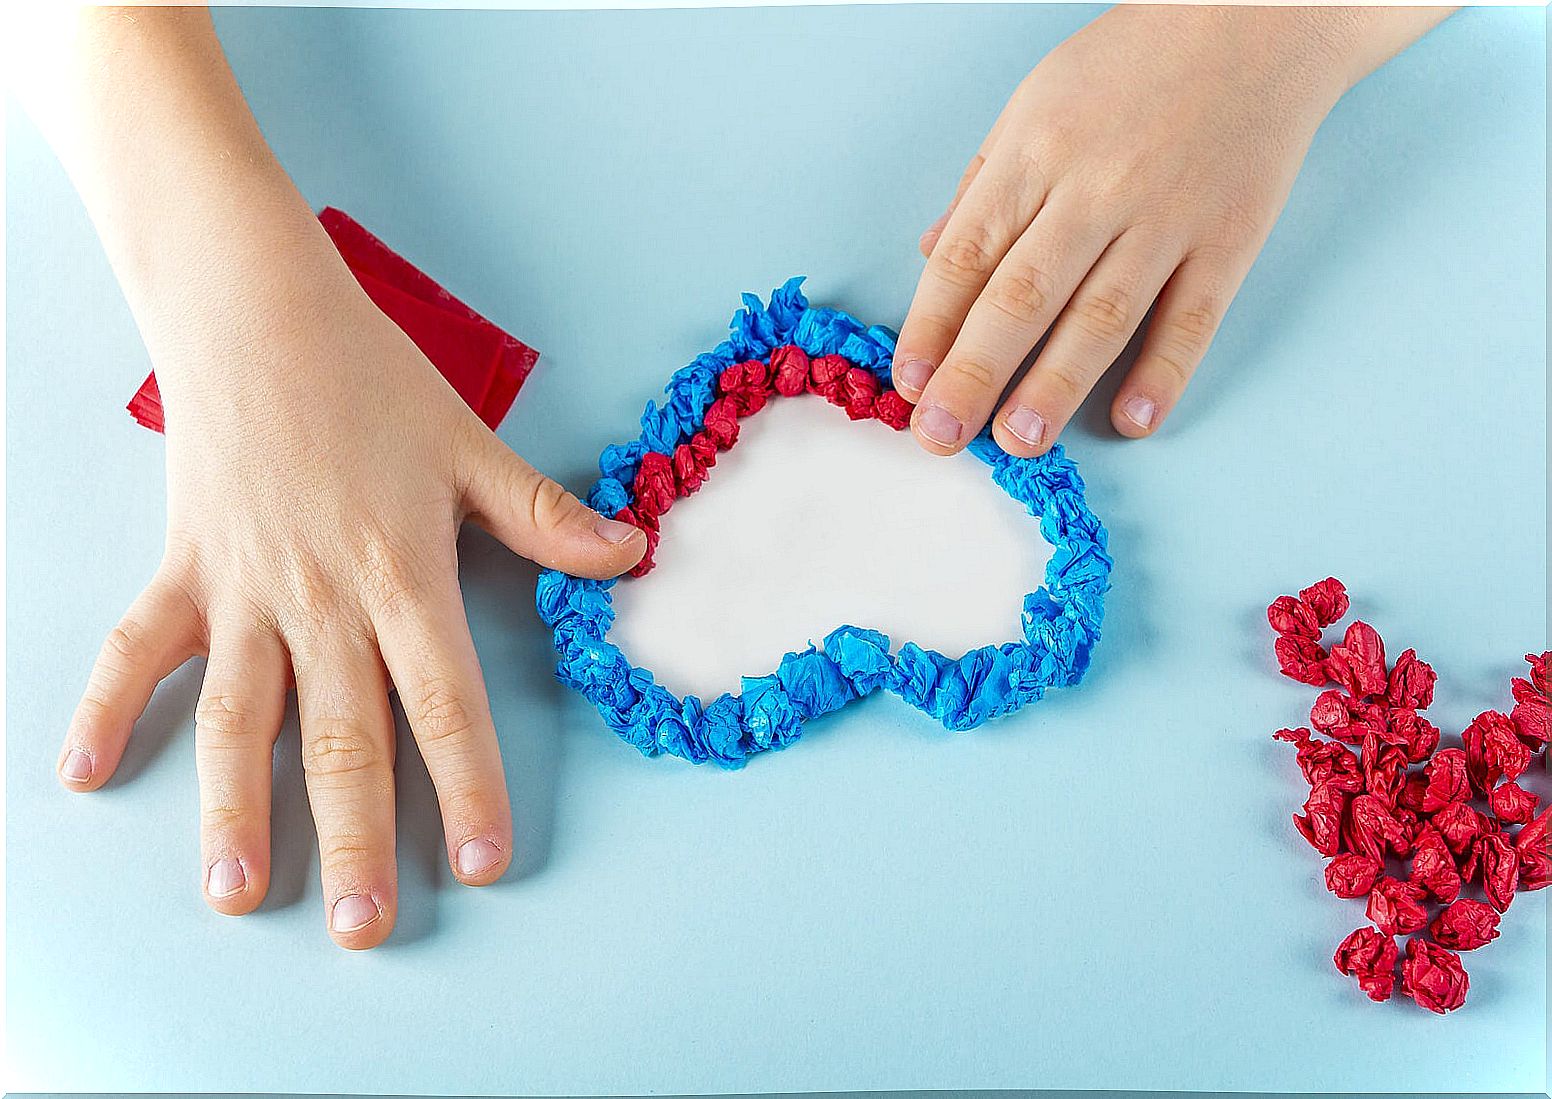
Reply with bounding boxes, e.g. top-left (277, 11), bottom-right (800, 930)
top-left (1269, 578), bottom-right (1550, 1013)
